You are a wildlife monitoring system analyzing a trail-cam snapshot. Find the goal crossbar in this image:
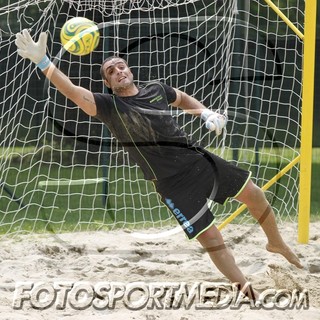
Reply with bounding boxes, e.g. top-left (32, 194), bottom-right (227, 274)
top-left (264, 0), bottom-right (304, 40)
